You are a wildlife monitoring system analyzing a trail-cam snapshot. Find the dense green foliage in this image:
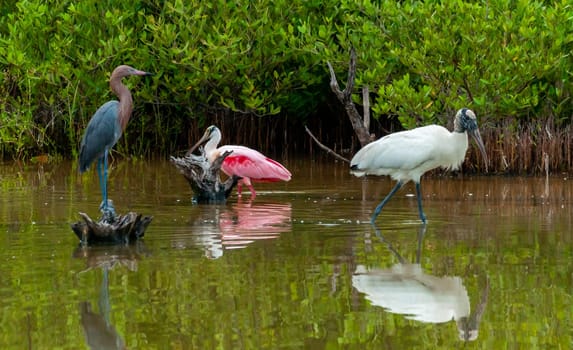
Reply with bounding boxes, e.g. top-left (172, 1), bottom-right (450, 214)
top-left (0, 0), bottom-right (572, 169)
